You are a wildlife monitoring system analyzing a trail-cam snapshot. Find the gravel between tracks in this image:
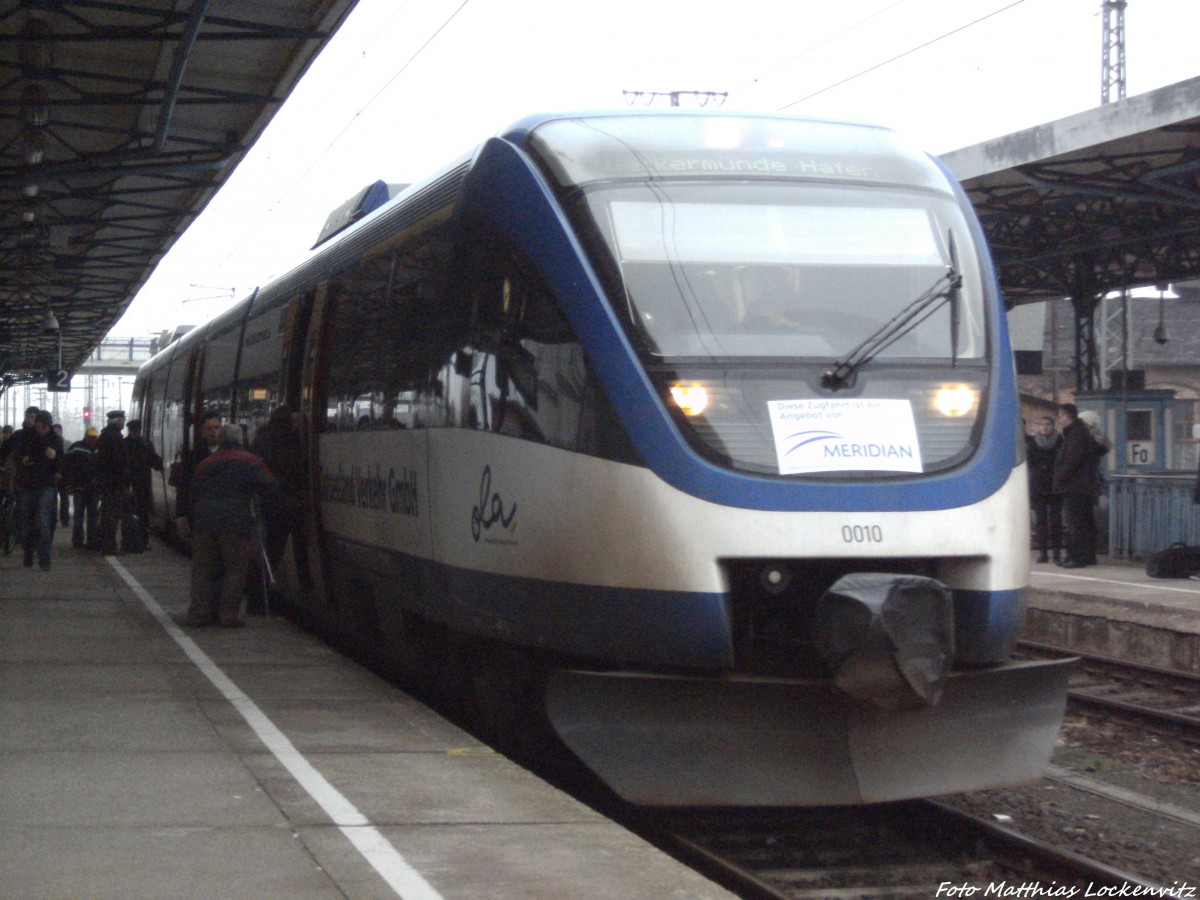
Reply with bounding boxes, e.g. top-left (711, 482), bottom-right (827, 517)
top-left (942, 713), bottom-right (1200, 887)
